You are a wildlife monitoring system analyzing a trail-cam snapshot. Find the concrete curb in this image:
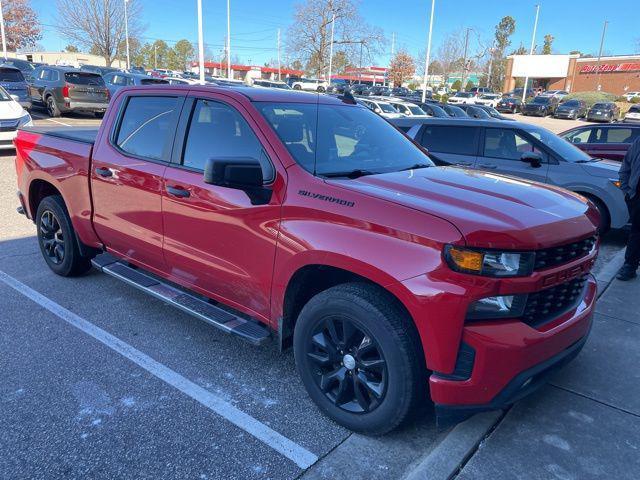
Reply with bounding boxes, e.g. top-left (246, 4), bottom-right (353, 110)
top-left (402, 246), bottom-right (627, 480)
top-left (402, 412), bottom-right (501, 480)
